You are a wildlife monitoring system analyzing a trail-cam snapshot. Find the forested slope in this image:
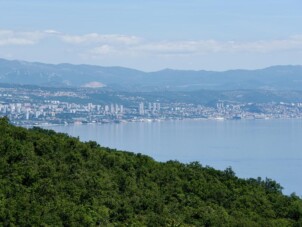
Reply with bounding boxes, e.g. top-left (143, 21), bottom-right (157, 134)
top-left (0, 117), bottom-right (301, 226)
